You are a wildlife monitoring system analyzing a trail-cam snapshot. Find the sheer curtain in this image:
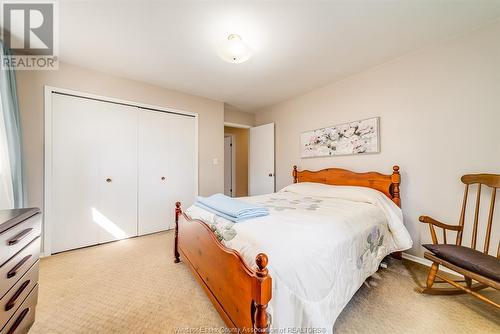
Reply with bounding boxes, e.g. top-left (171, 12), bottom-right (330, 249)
top-left (0, 41), bottom-right (24, 209)
top-left (0, 91), bottom-right (14, 208)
